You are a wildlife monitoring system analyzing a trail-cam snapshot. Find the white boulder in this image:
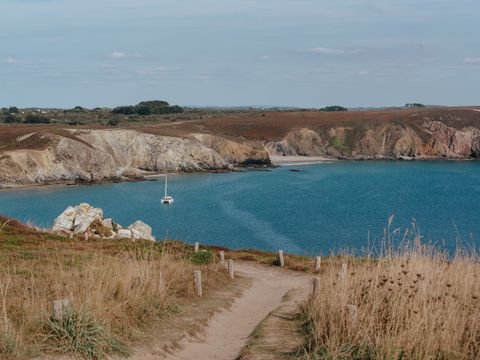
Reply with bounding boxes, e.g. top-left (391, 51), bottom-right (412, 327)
top-left (117, 228), bottom-right (133, 239)
top-left (52, 206), bottom-right (76, 232)
top-left (128, 220), bottom-right (155, 241)
top-left (101, 218), bottom-right (114, 231)
top-left (52, 204), bottom-right (155, 241)
top-left (52, 203), bottom-right (103, 234)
